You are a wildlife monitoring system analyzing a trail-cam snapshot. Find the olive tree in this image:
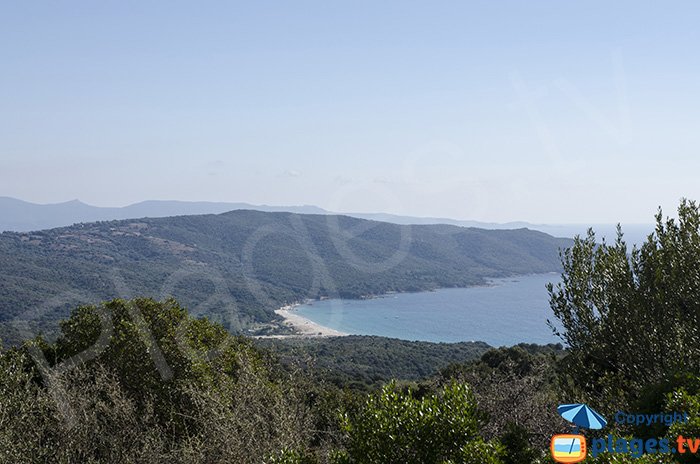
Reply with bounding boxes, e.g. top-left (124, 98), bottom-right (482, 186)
top-left (549, 199), bottom-right (700, 408)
